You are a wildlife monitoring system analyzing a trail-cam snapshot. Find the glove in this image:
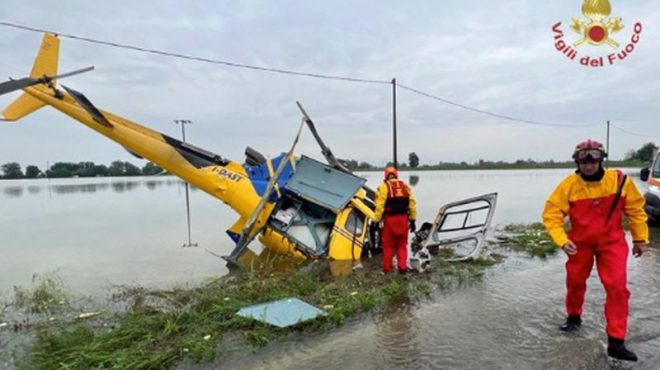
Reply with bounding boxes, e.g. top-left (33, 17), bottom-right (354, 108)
top-left (409, 220), bottom-right (416, 233)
